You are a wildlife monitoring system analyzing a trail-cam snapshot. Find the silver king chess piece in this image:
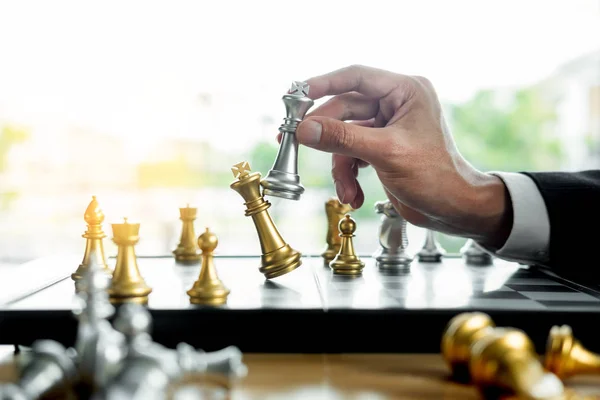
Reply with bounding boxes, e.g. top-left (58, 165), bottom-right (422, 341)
top-left (373, 200), bottom-right (413, 267)
top-left (417, 229), bottom-right (445, 262)
top-left (461, 239), bottom-right (493, 266)
top-left (261, 81), bottom-right (314, 201)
